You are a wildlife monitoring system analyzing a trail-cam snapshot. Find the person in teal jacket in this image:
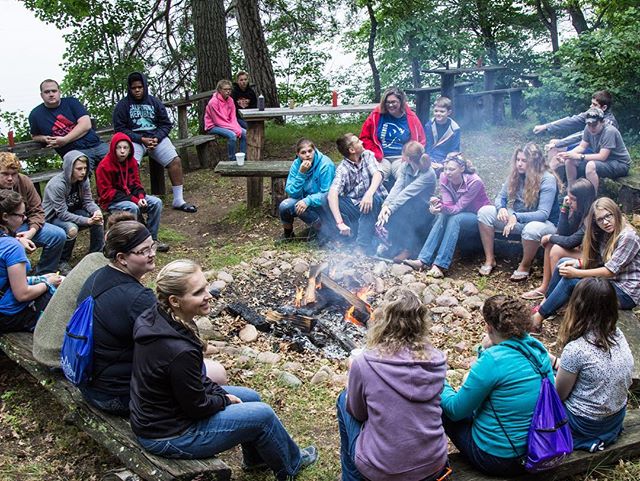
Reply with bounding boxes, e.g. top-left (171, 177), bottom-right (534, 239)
top-left (278, 138), bottom-right (336, 242)
top-left (441, 295), bottom-right (554, 476)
